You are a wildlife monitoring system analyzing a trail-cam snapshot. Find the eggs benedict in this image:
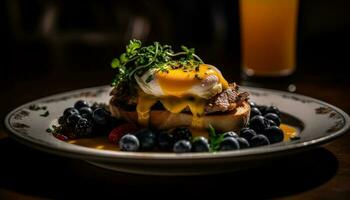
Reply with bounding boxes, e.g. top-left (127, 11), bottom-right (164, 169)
top-left (109, 40), bottom-right (250, 132)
